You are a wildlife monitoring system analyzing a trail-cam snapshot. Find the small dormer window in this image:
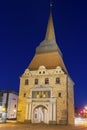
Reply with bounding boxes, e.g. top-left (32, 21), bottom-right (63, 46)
top-left (43, 71), bottom-right (45, 74)
top-left (39, 71), bottom-right (41, 74)
top-left (59, 71), bottom-right (61, 73)
top-left (25, 79), bottom-right (29, 85)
